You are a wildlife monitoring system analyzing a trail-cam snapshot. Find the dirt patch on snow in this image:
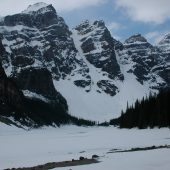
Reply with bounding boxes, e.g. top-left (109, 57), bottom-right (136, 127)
top-left (5, 158), bottom-right (99, 170)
